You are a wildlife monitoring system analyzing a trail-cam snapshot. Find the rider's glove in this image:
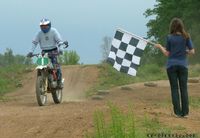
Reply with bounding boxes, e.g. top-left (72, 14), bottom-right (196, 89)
top-left (63, 41), bottom-right (69, 48)
top-left (58, 42), bottom-right (63, 47)
top-left (27, 52), bottom-right (33, 57)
